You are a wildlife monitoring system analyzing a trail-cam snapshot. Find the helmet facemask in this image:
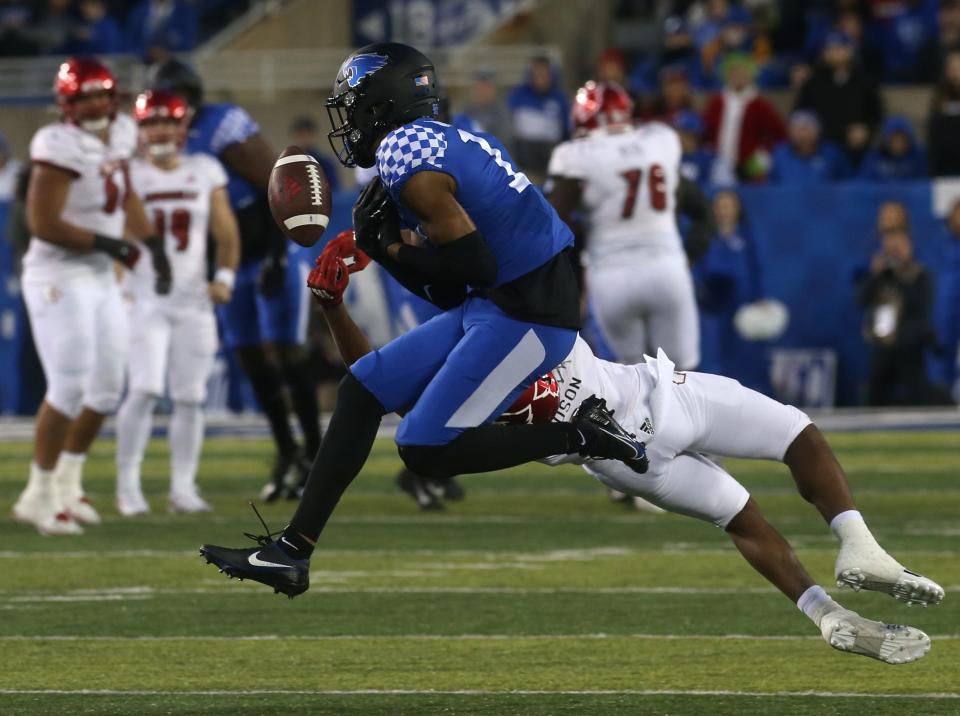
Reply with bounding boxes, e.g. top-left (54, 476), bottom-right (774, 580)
top-left (325, 88), bottom-right (394, 169)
